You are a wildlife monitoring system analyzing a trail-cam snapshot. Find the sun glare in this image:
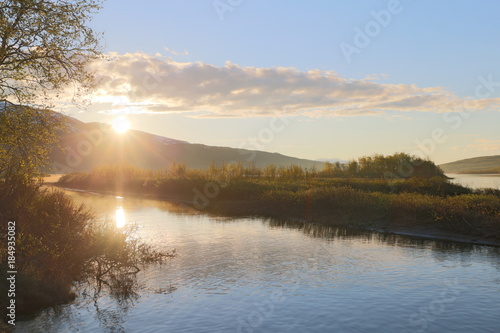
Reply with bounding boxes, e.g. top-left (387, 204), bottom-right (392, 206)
top-left (112, 116), bottom-right (130, 134)
top-left (115, 206), bottom-right (126, 228)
